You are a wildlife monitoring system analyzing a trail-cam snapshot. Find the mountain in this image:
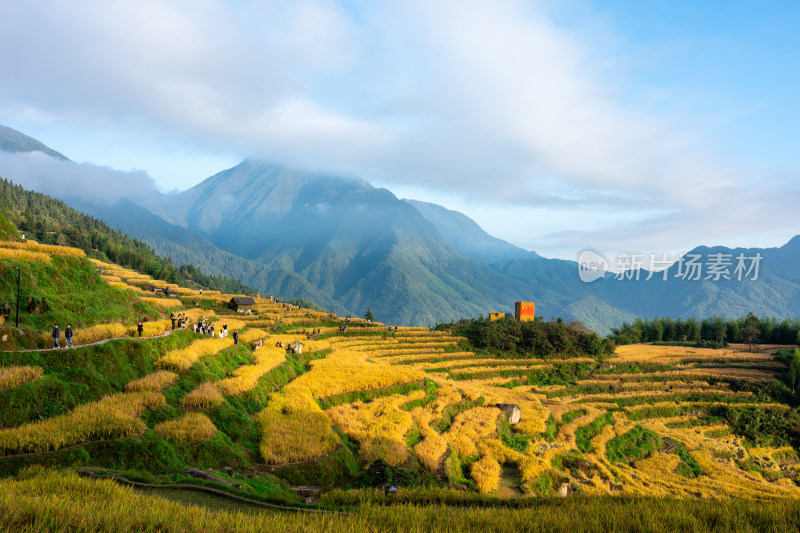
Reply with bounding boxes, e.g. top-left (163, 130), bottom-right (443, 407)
top-left (0, 124), bottom-right (68, 161)
top-left (2, 123), bottom-right (799, 332)
top-left (598, 240), bottom-right (800, 321)
top-left (404, 199), bottom-right (540, 263)
top-left (141, 159), bottom-right (535, 325)
top-left (66, 196), bottom-right (346, 314)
